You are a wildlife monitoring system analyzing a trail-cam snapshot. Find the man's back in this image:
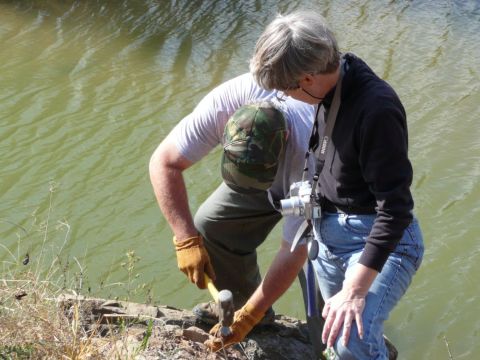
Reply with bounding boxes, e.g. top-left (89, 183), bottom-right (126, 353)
top-left (167, 72), bottom-right (316, 242)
